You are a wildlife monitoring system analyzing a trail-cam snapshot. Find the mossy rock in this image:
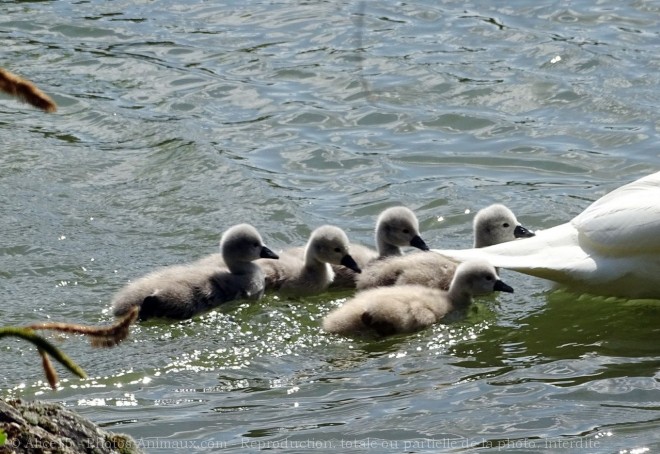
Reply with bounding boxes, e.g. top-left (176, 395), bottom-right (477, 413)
top-left (0, 399), bottom-right (142, 454)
